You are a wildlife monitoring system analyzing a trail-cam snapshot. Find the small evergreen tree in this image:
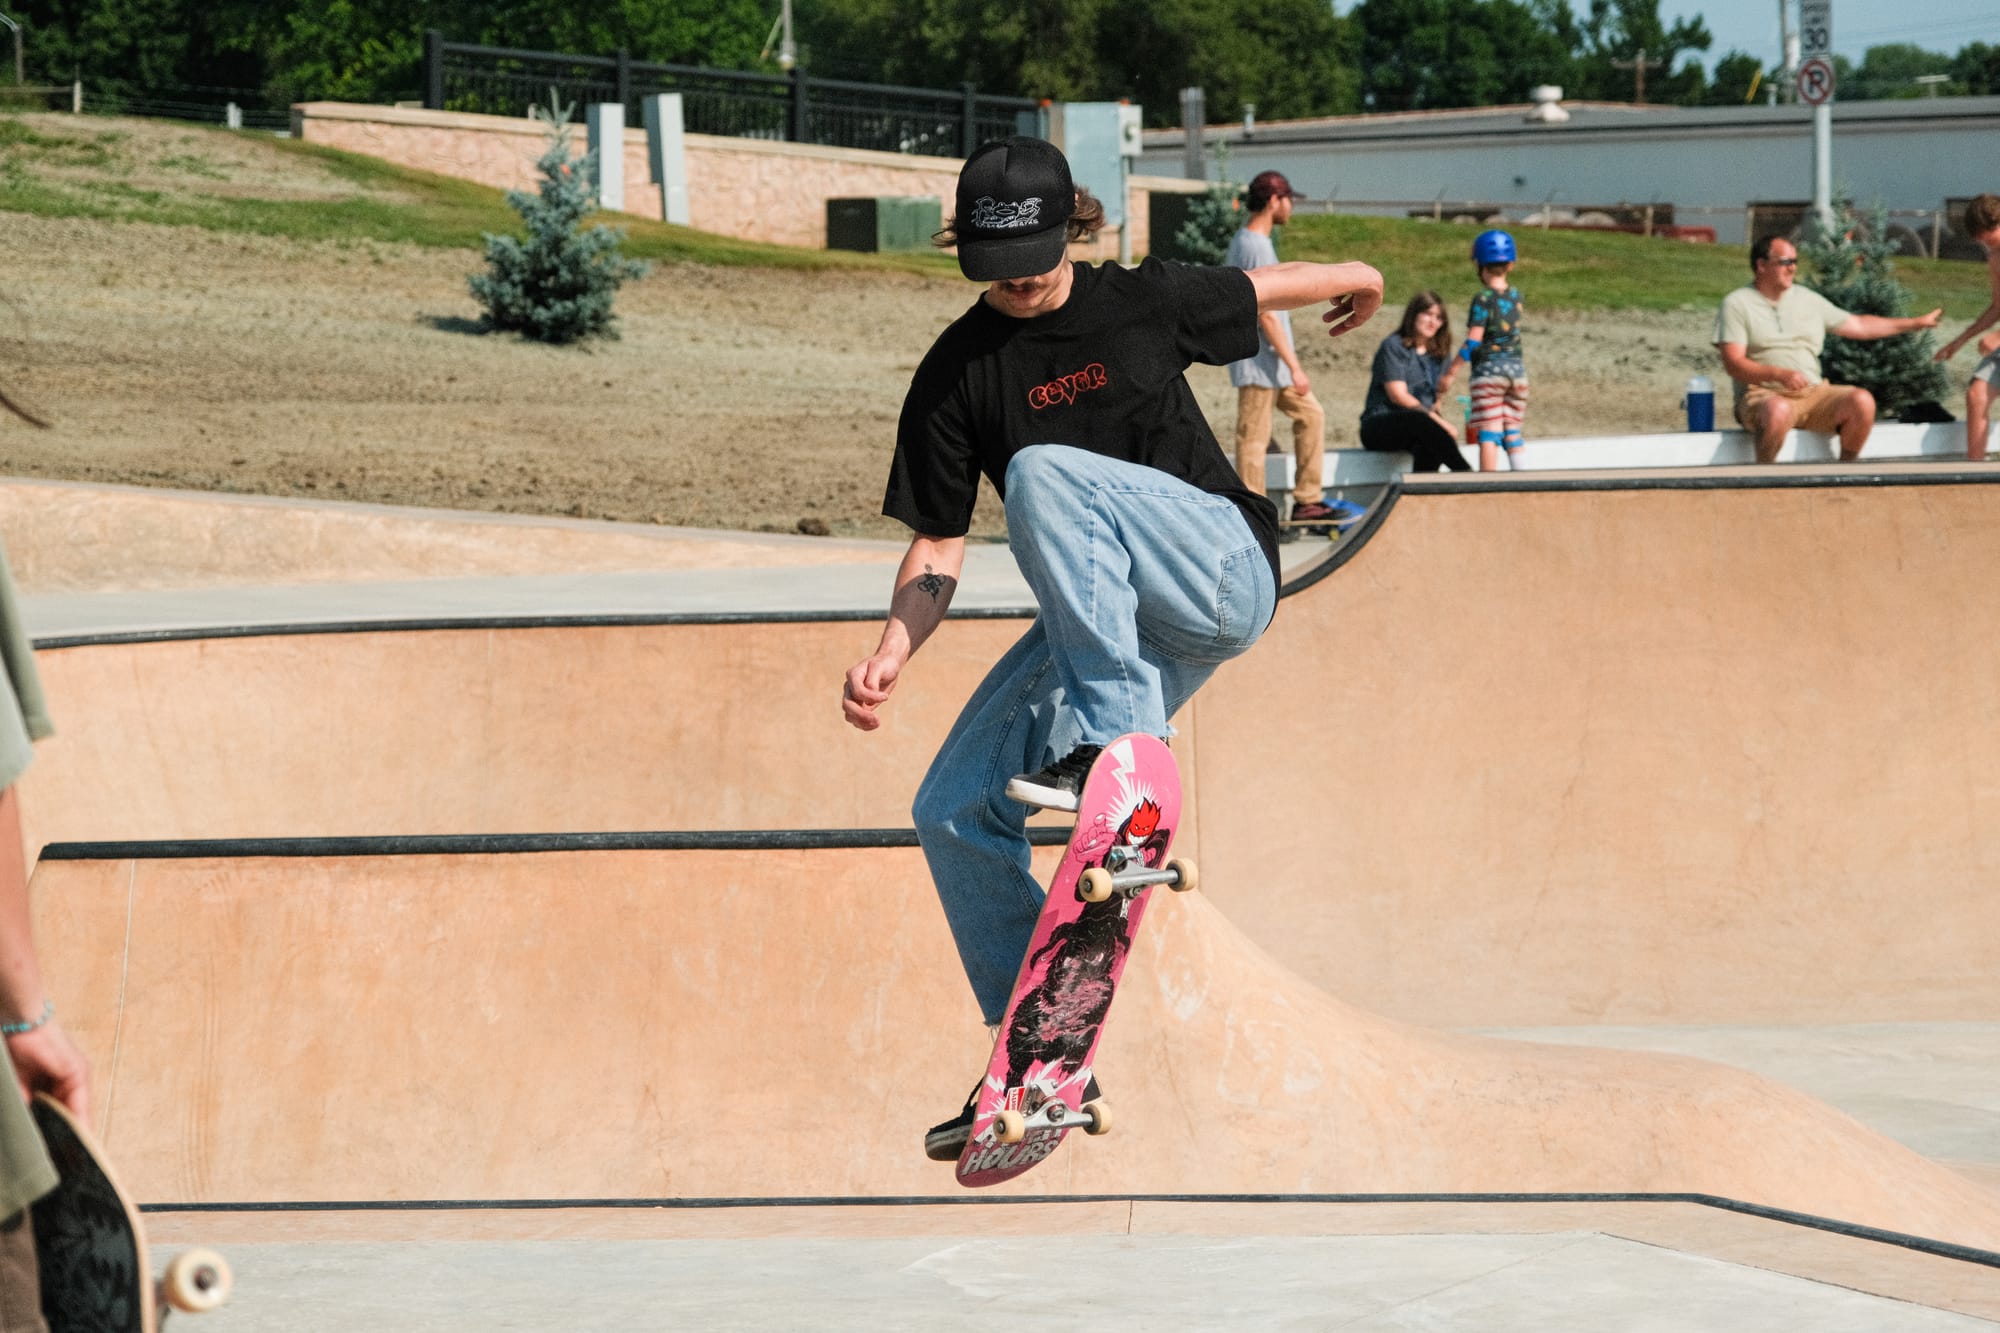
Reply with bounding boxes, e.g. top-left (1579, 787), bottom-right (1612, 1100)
top-left (1164, 145), bottom-right (1241, 265)
top-left (1798, 199), bottom-right (1949, 419)
top-left (470, 97), bottom-right (650, 344)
